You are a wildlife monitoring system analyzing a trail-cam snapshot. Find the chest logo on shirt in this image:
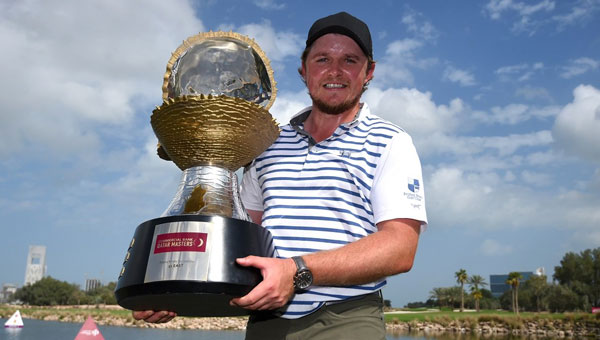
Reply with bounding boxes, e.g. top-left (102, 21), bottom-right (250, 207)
top-left (338, 150), bottom-right (352, 158)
